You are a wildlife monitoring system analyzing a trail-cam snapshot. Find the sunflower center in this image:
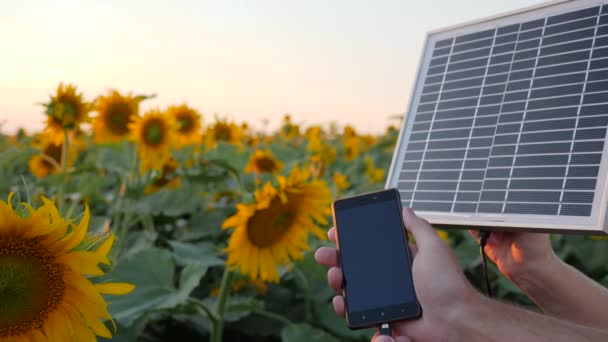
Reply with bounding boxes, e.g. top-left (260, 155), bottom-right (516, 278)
top-left (0, 238), bottom-right (64, 337)
top-left (54, 97), bottom-right (80, 128)
top-left (152, 161), bottom-right (177, 187)
top-left (41, 143), bottom-right (63, 169)
top-left (255, 157), bottom-right (278, 173)
top-left (104, 102), bottom-right (133, 135)
top-left (176, 114), bottom-right (194, 133)
top-left (142, 119), bottom-right (165, 146)
top-left (247, 201), bottom-right (295, 247)
top-left (214, 124), bottom-right (232, 141)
